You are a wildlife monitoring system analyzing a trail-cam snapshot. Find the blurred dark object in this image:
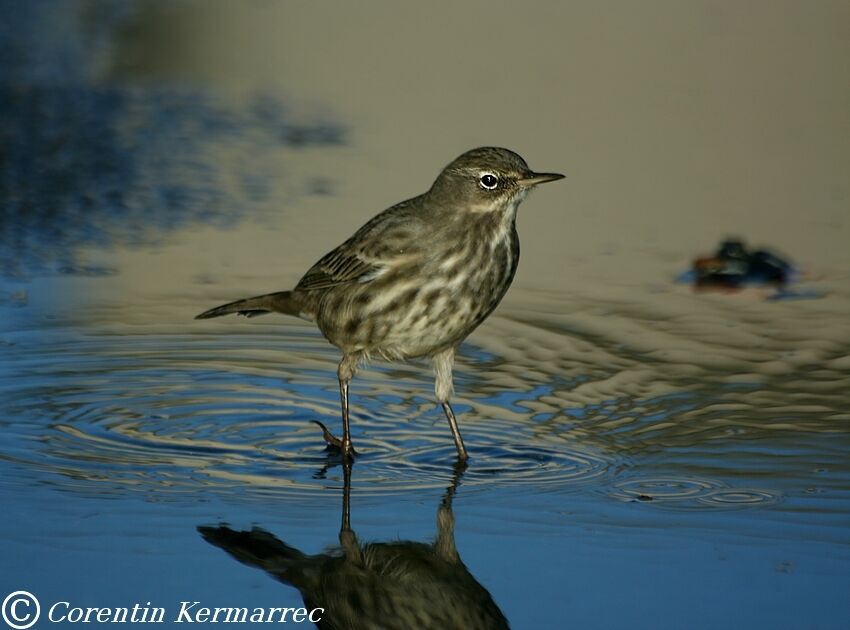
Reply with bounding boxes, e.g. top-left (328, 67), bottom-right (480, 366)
top-left (199, 461), bottom-right (509, 630)
top-left (691, 238), bottom-right (793, 289)
top-left (0, 2), bottom-right (346, 279)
